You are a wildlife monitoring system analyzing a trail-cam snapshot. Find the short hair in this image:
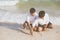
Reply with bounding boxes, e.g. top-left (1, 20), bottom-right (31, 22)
top-left (39, 11), bottom-right (45, 17)
top-left (30, 8), bottom-right (36, 13)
